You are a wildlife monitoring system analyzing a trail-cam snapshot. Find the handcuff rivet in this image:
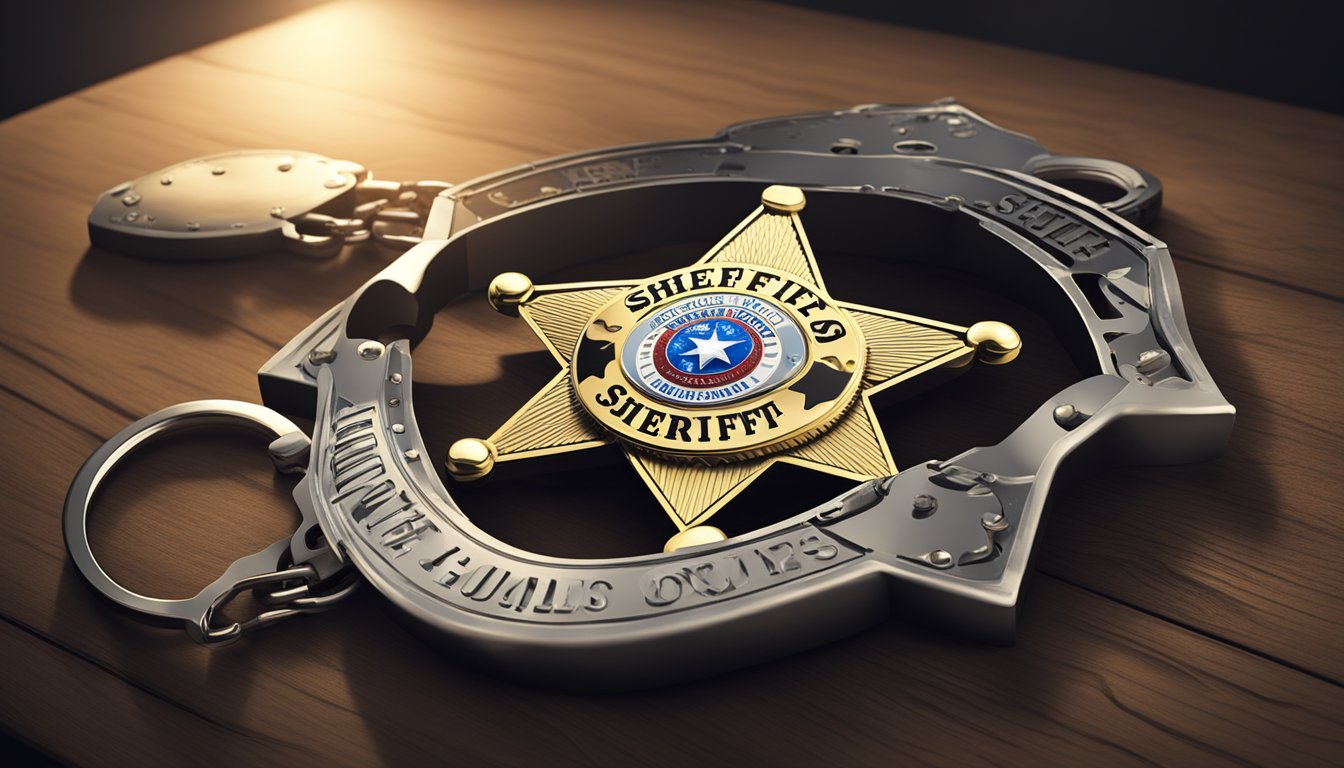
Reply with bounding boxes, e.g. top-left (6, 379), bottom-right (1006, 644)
top-left (121, 192), bottom-right (141, 206)
top-left (159, 175), bottom-right (173, 186)
top-left (388, 397), bottom-right (401, 408)
top-left (392, 423), bottom-right (405, 434)
top-left (982, 512), bottom-right (1009, 532)
top-left (1054, 403), bottom-right (1078, 427)
top-left (389, 372), bottom-right (403, 385)
top-left (186, 221), bottom-right (200, 231)
top-left (912, 494), bottom-right (937, 518)
top-left (1136, 349), bottom-right (1171, 376)
top-left (928, 550), bottom-right (953, 568)
top-left (357, 341), bottom-right (385, 360)
top-left (270, 206), bottom-right (286, 219)
top-left (211, 167), bottom-right (226, 175)
top-left (404, 449), bottom-right (420, 462)
top-left (308, 349), bottom-right (337, 365)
